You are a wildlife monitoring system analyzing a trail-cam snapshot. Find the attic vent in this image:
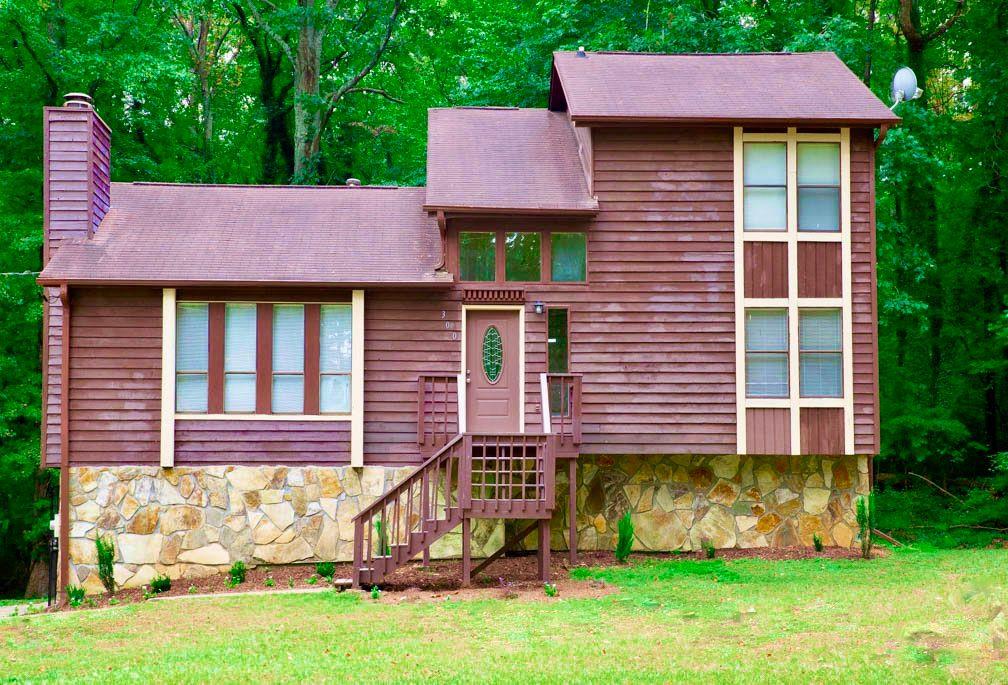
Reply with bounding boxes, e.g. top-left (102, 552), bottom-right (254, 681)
top-left (346, 177), bottom-right (361, 187)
